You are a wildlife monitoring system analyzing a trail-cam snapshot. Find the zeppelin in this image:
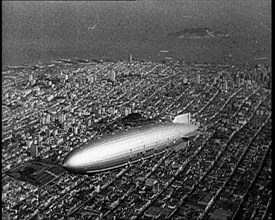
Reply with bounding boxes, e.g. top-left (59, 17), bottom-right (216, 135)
top-left (62, 113), bottom-right (199, 174)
